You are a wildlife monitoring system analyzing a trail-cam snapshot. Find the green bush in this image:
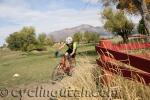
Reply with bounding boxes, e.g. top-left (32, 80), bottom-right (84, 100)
top-left (27, 44), bottom-right (36, 52)
top-left (6, 26), bottom-right (37, 51)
